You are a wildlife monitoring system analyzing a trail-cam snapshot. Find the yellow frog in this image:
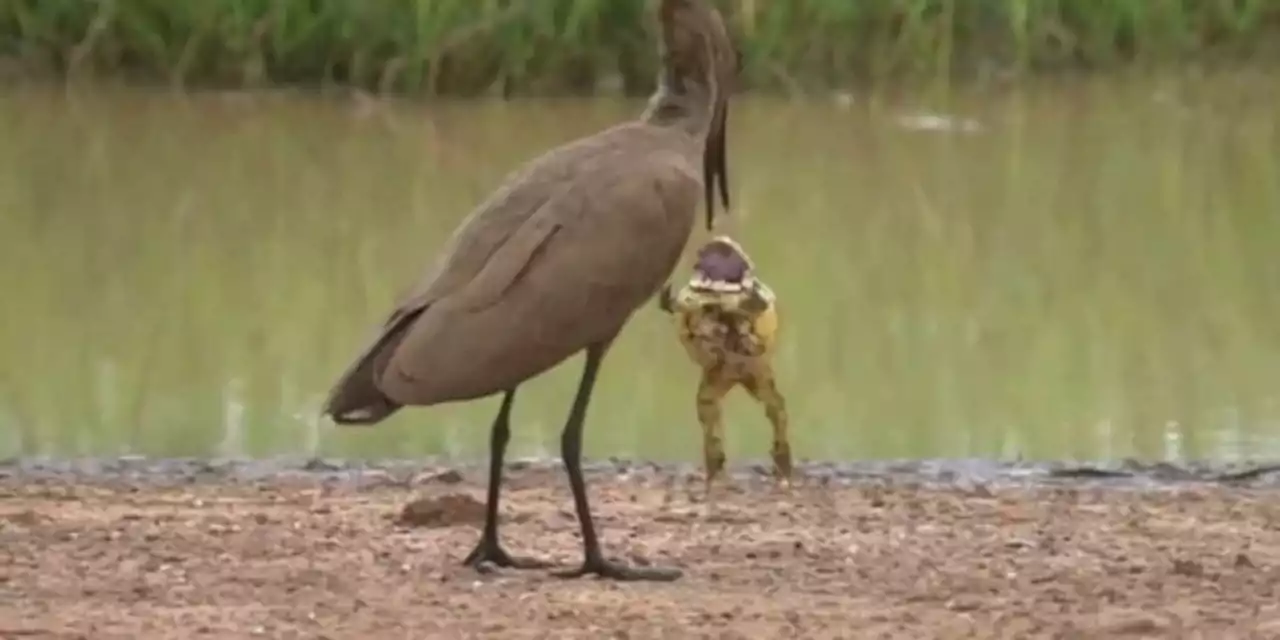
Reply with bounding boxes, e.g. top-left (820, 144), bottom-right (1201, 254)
top-left (658, 236), bottom-right (791, 493)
